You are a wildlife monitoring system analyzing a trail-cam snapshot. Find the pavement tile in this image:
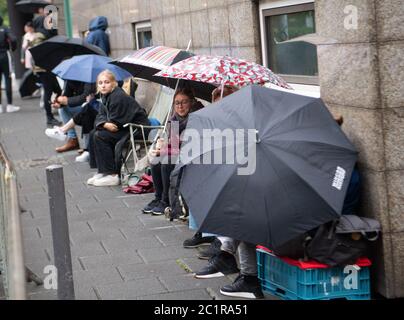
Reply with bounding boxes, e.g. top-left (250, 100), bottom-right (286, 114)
top-left (95, 277), bottom-right (168, 300)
